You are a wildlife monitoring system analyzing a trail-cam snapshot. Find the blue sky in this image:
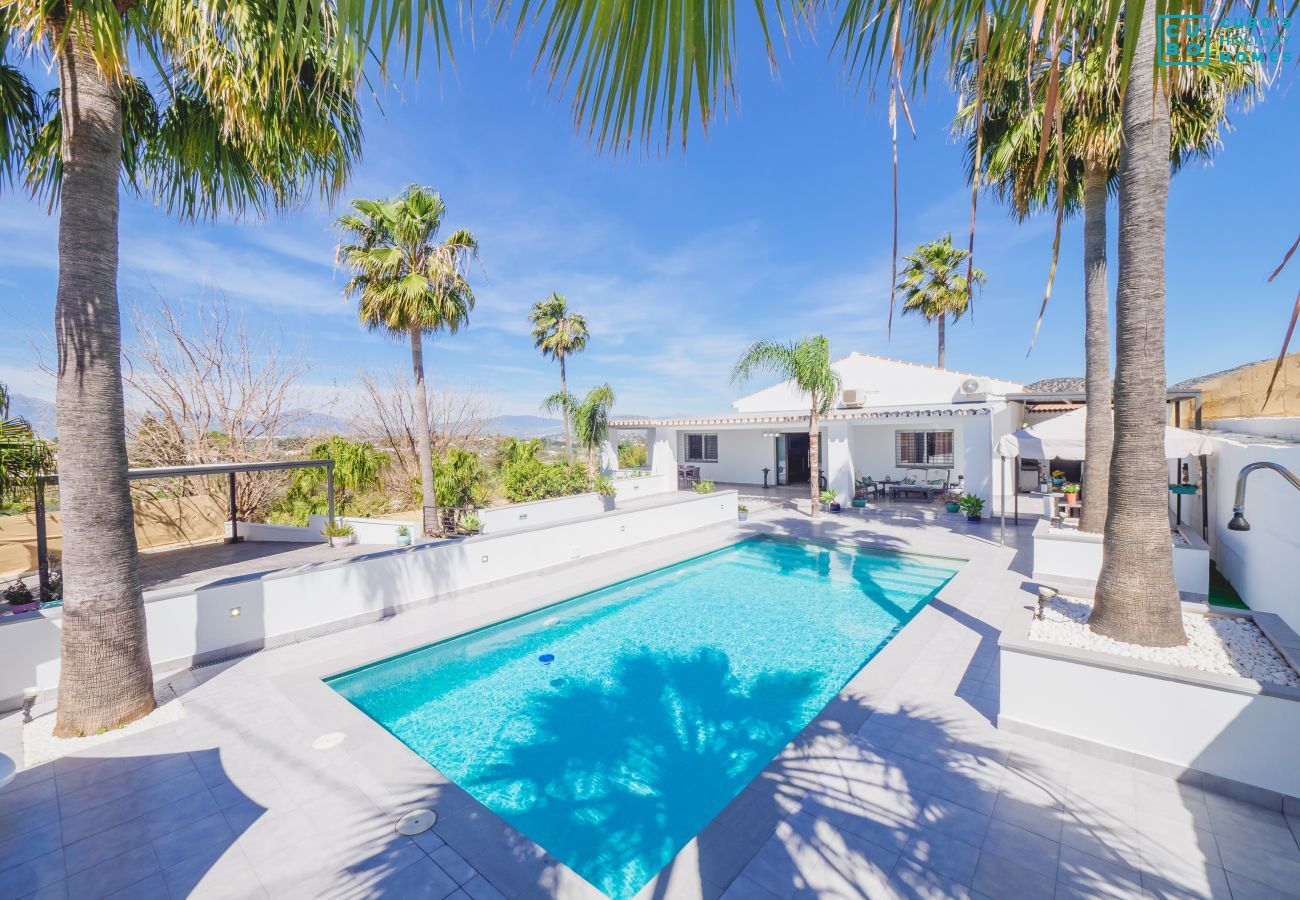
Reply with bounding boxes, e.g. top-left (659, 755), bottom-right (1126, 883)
top-left (1, 21), bottom-right (1296, 419)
